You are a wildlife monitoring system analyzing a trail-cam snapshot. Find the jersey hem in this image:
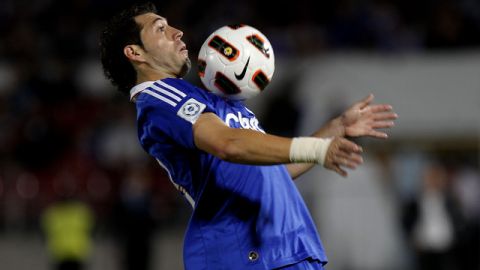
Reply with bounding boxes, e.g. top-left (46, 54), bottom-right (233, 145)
top-left (267, 252), bottom-right (327, 269)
